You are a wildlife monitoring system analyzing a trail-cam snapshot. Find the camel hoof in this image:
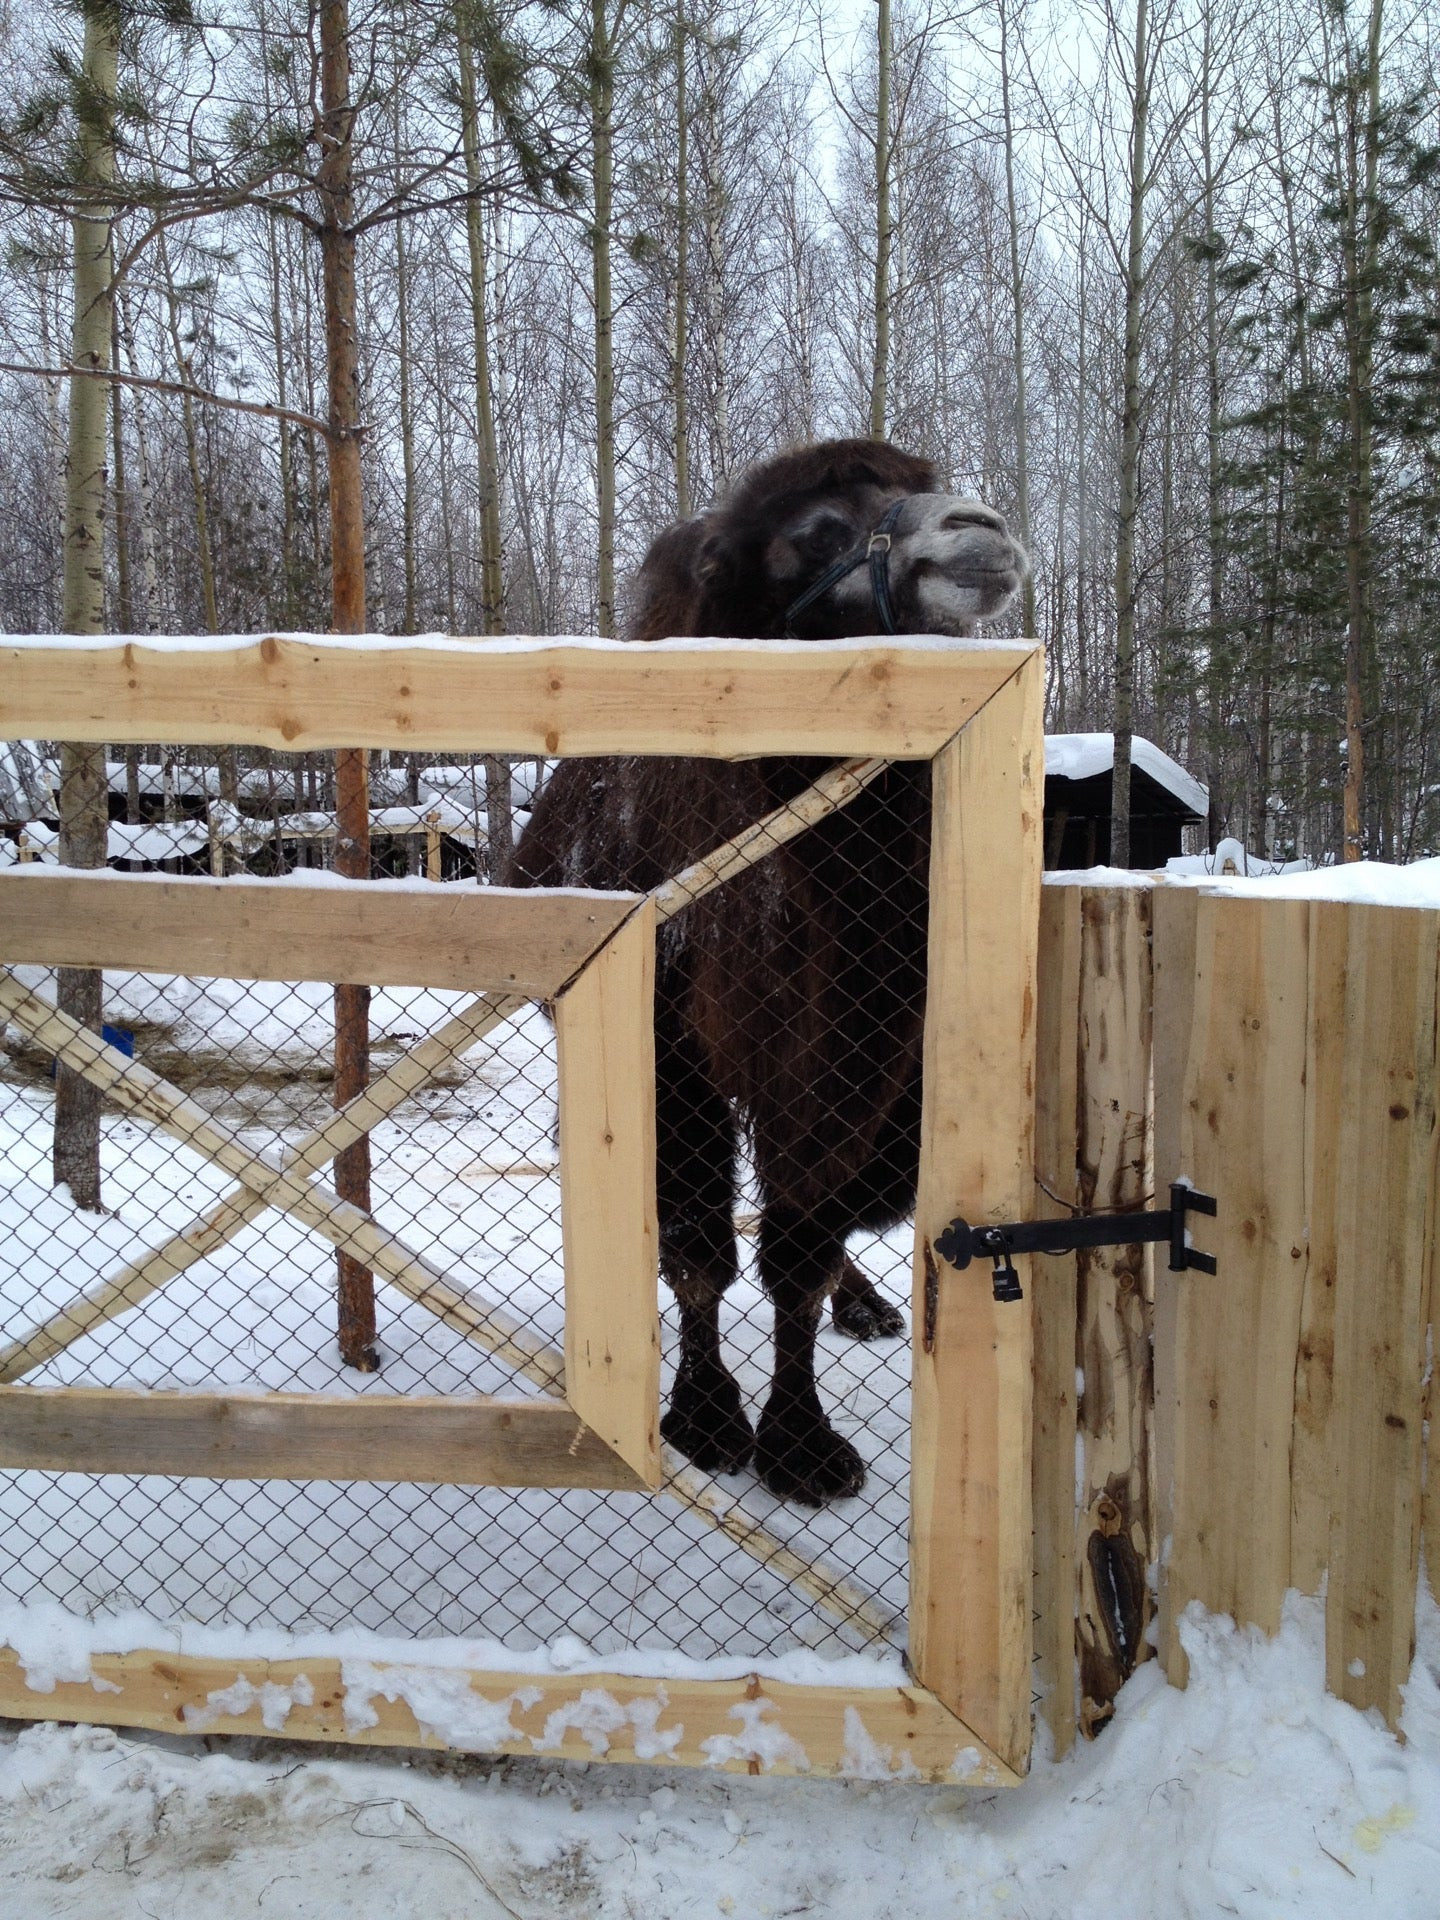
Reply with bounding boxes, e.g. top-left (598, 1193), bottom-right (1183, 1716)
top-left (754, 1411), bottom-right (867, 1507)
top-left (662, 1391), bottom-right (754, 1476)
top-left (831, 1284), bottom-right (906, 1342)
